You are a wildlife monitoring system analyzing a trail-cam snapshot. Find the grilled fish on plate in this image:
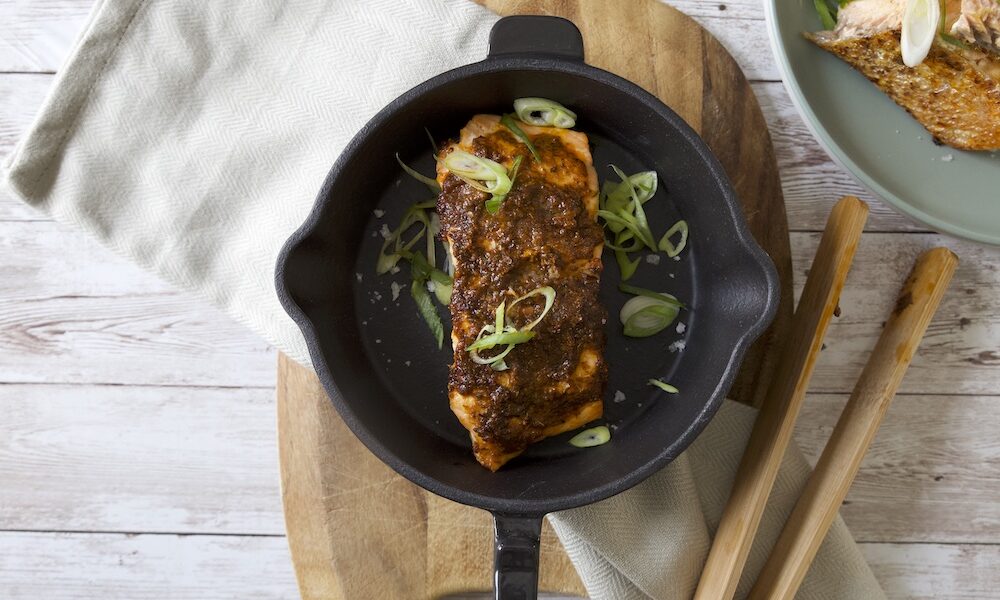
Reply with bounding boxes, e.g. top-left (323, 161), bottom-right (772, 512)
top-left (436, 115), bottom-right (606, 471)
top-left (808, 0), bottom-right (1000, 151)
